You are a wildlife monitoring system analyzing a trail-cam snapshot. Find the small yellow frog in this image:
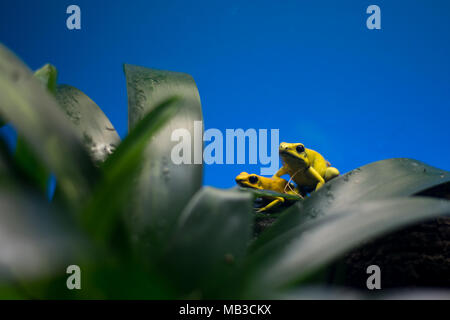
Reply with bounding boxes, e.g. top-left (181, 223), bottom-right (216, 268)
top-left (274, 142), bottom-right (340, 192)
top-left (235, 172), bottom-right (301, 212)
